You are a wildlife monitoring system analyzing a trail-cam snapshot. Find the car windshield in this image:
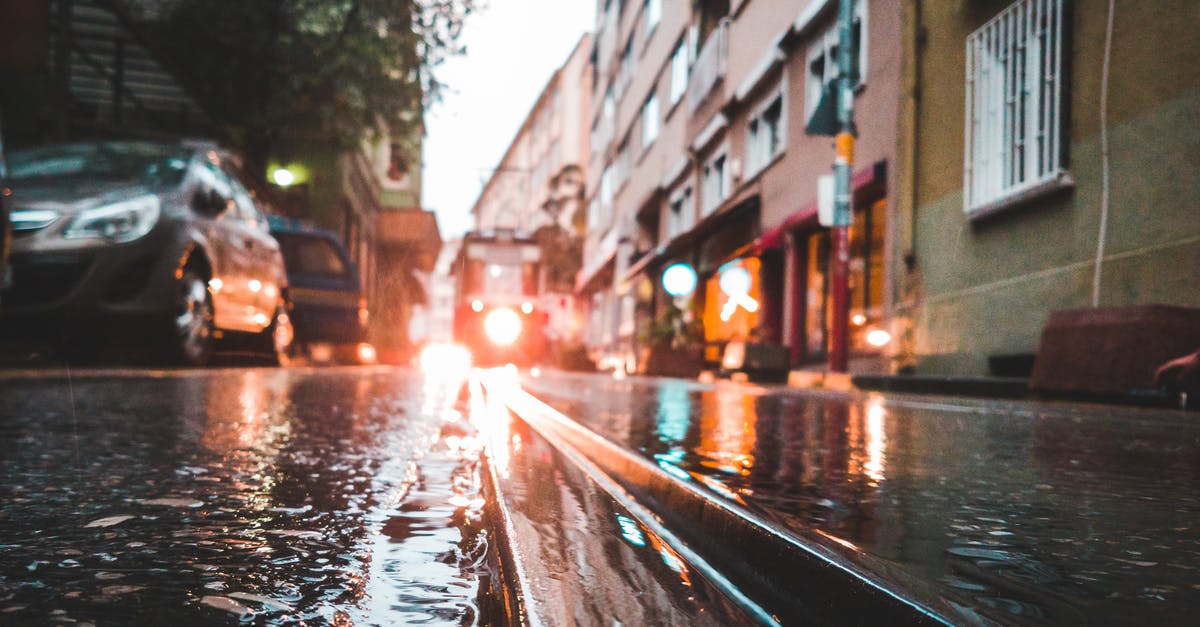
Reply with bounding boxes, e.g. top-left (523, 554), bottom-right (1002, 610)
top-left (8, 142), bottom-right (191, 188)
top-left (274, 232), bottom-right (349, 279)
